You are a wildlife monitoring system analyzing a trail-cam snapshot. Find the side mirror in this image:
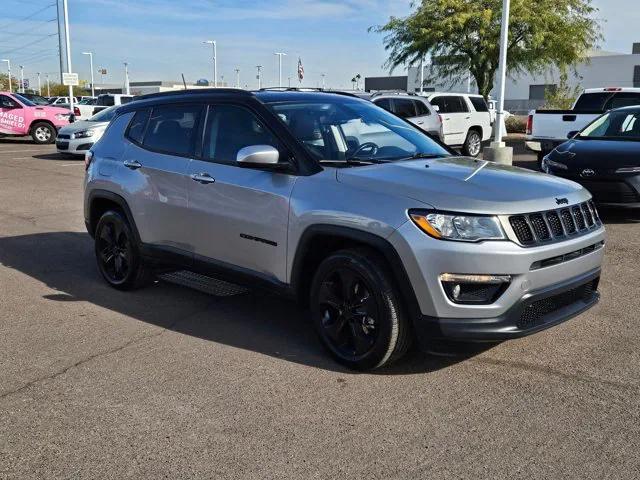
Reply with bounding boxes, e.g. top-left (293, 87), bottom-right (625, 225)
top-left (432, 105), bottom-right (440, 112)
top-left (567, 130), bottom-right (578, 139)
top-left (237, 145), bottom-right (280, 166)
